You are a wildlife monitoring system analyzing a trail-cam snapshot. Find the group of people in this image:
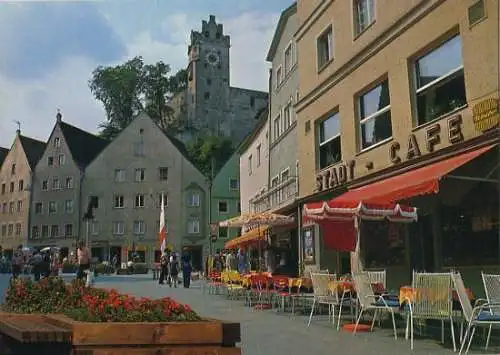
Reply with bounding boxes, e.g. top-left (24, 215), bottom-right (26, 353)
top-left (158, 248), bottom-right (192, 288)
top-left (209, 249), bottom-right (247, 274)
top-left (7, 244), bottom-right (58, 281)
